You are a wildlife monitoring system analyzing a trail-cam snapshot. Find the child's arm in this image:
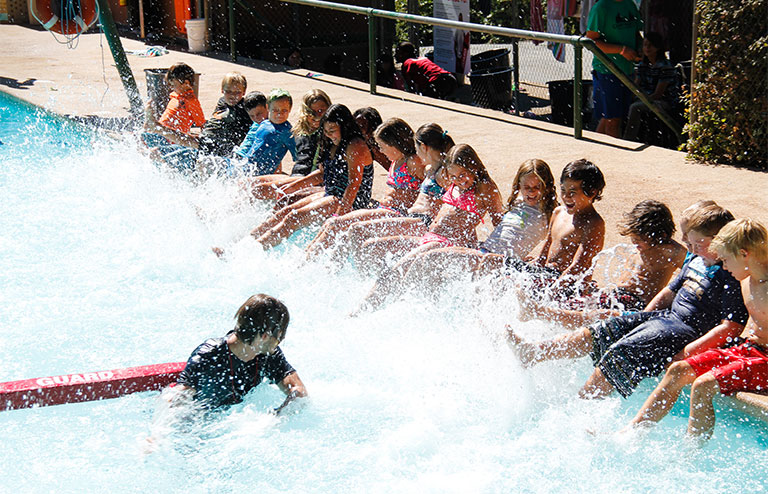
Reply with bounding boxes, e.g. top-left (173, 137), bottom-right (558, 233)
top-left (677, 319), bottom-right (746, 360)
top-left (553, 216), bottom-right (605, 286)
top-left (336, 140), bottom-right (371, 215)
top-left (532, 213), bottom-right (556, 266)
top-left (643, 286), bottom-right (676, 312)
top-left (480, 181), bottom-right (506, 227)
